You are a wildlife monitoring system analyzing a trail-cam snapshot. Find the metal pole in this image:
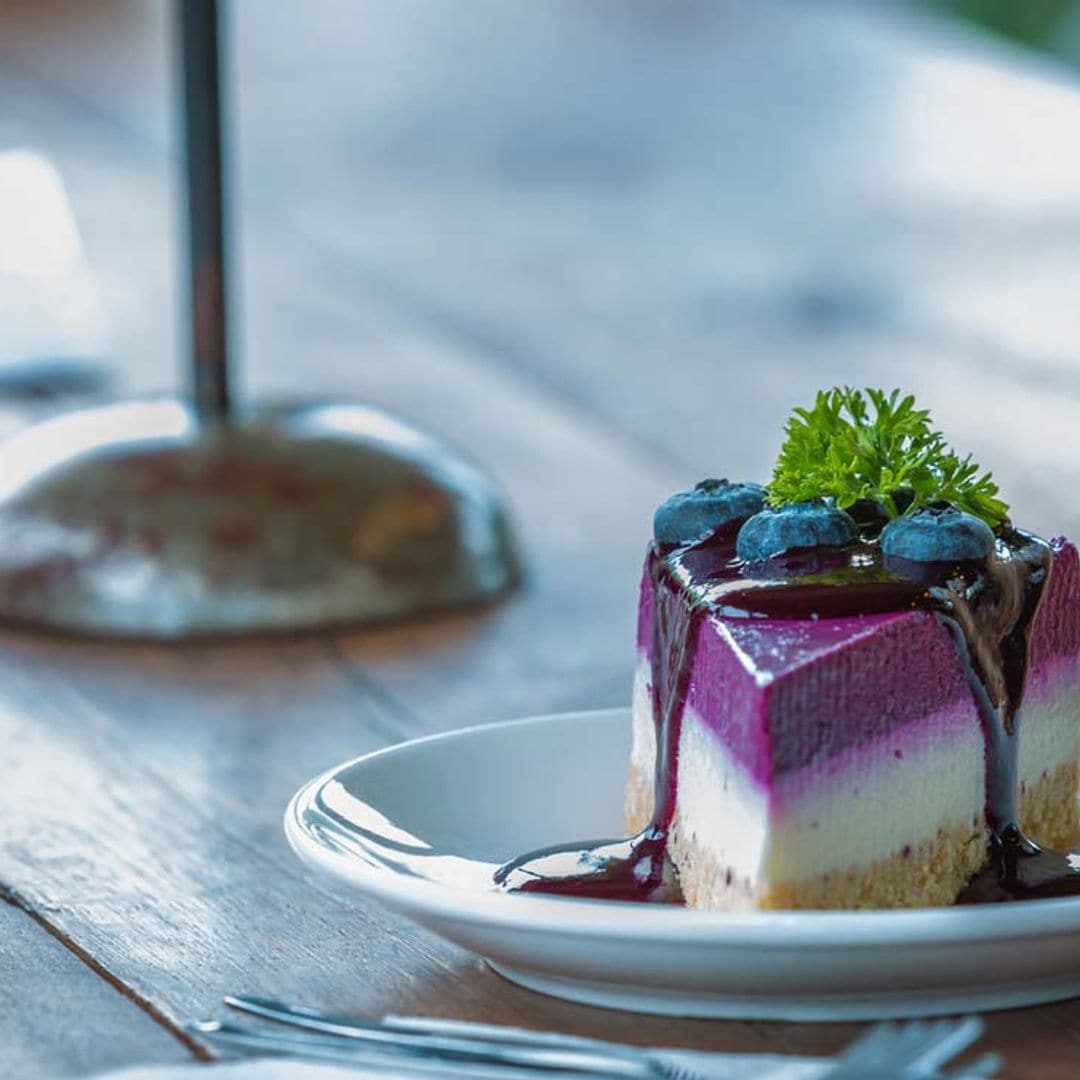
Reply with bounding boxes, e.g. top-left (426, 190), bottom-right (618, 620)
top-left (180, 0), bottom-right (231, 423)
